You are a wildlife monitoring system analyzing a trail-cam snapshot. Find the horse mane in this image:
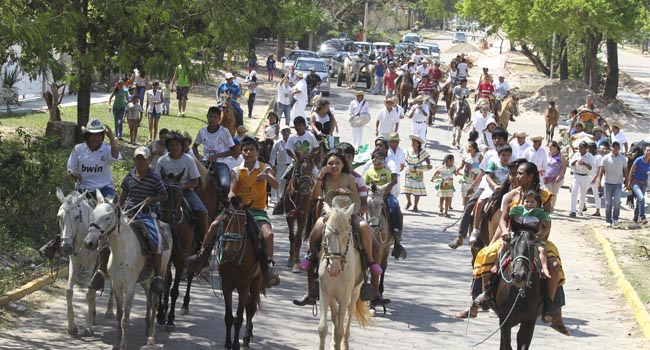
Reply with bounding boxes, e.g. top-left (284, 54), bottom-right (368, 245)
top-left (194, 157), bottom-right (208, 190)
